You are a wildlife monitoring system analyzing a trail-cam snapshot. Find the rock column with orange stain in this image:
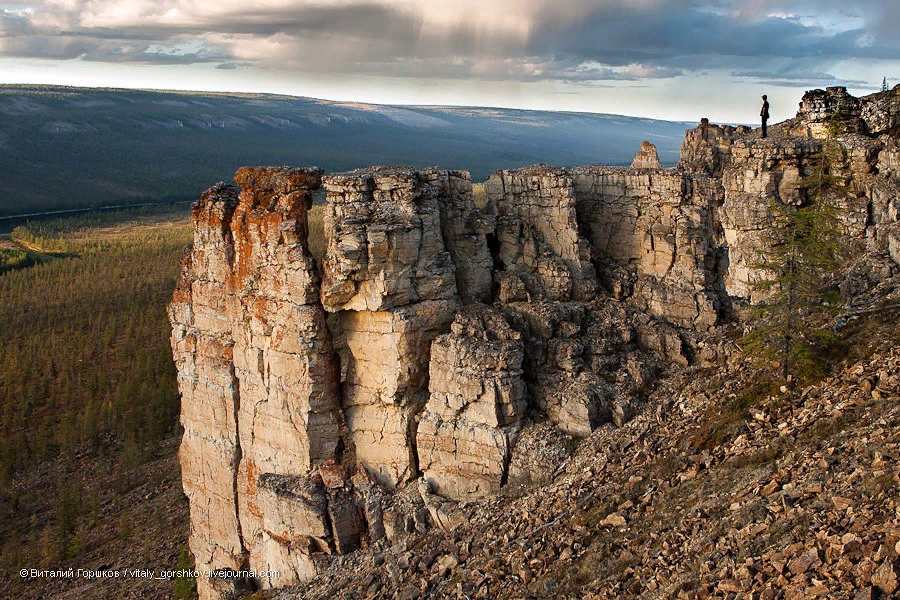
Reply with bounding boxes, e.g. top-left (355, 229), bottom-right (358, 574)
top-left (228, 167), bottom-right (343, 589)
top-left (169, 182), bottom-right (248, 600)
top-left (170, 168), bottom-right (345, 598)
